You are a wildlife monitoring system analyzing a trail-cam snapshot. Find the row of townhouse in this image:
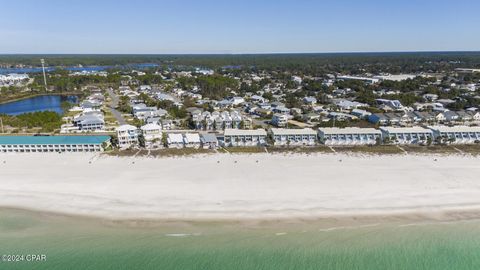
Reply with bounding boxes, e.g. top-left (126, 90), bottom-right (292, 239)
top-left (318, 127), bottom-right (381, 145)
top-left (429, 126), bottom-right (480, 144)
top-left (117, 124), bottom-right (480, 150)
top-left (379, 127), bottom-right (434, 145)
top-left (222, 129), bottom-right (267, 147)
top-left (222, 126), bottom-right (480, 147)
top-left (191, 110), bottom-right (253, 130)
top-left (322, 126), bottom-right (480, 145)
top-left (0, 136), bottom-right (111, 153)
top-left (270, 128), bottom-right (317, 146)
top-left (369, 110), bottom-right (480, 126)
